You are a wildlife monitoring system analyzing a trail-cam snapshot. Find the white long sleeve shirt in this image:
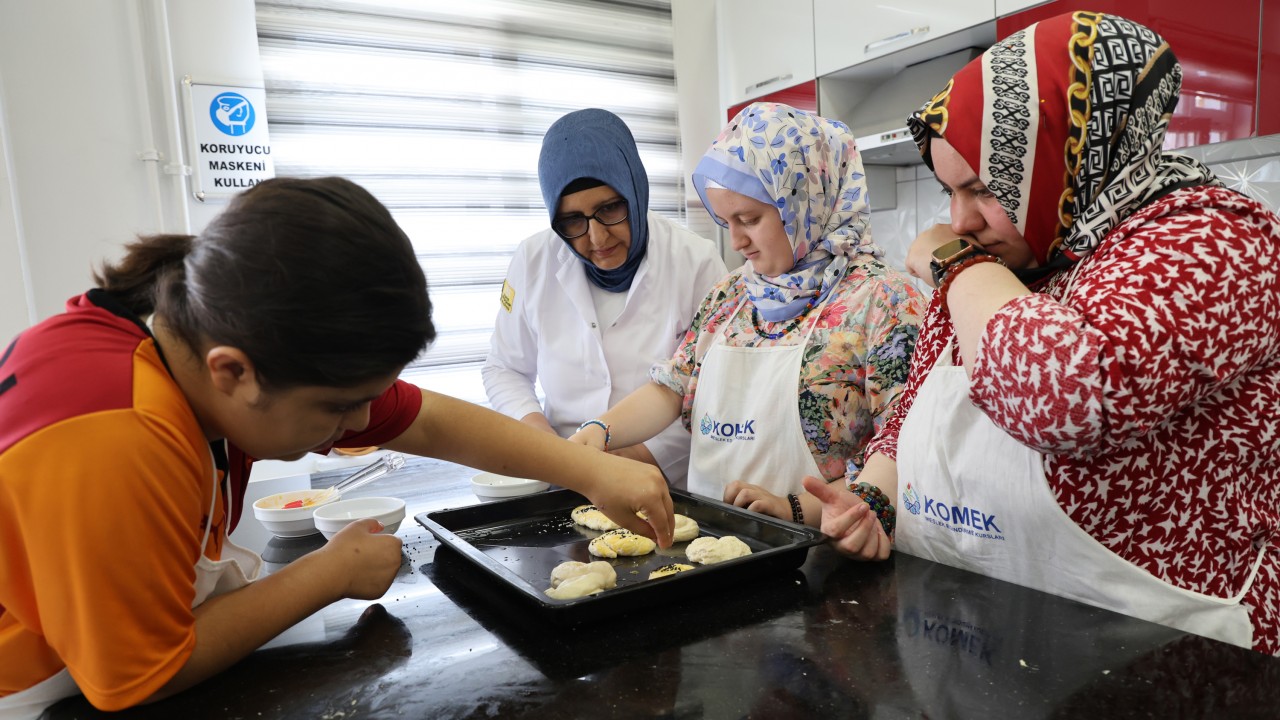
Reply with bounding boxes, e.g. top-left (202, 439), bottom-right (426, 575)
top-left (482, 212), bottom-right (727, 486)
